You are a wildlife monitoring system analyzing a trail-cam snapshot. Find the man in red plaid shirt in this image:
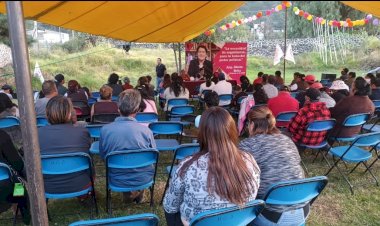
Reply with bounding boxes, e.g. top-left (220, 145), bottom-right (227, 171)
top-left (288, 88), bottom-right (331, 145)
